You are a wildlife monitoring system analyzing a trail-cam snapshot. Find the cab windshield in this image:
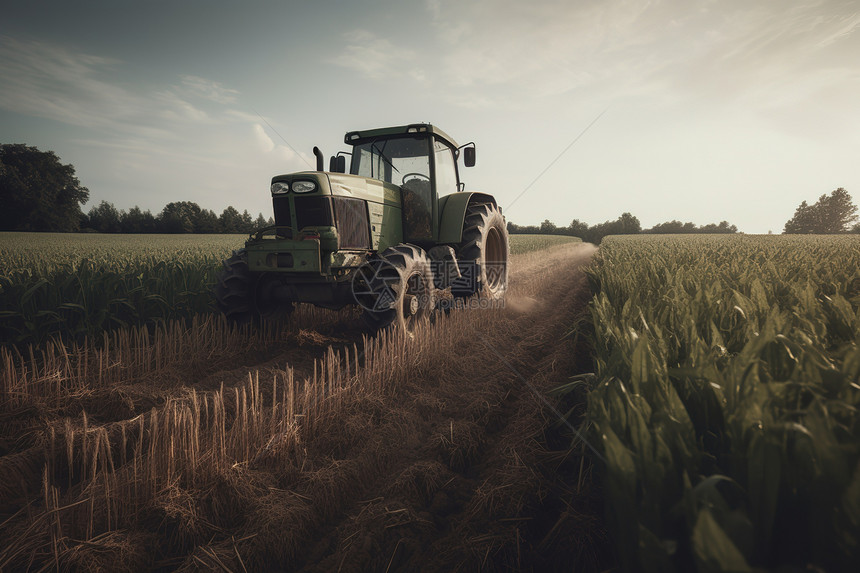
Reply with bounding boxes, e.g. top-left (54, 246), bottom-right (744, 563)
top-left (349, 136), bottom-right (430, 185)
